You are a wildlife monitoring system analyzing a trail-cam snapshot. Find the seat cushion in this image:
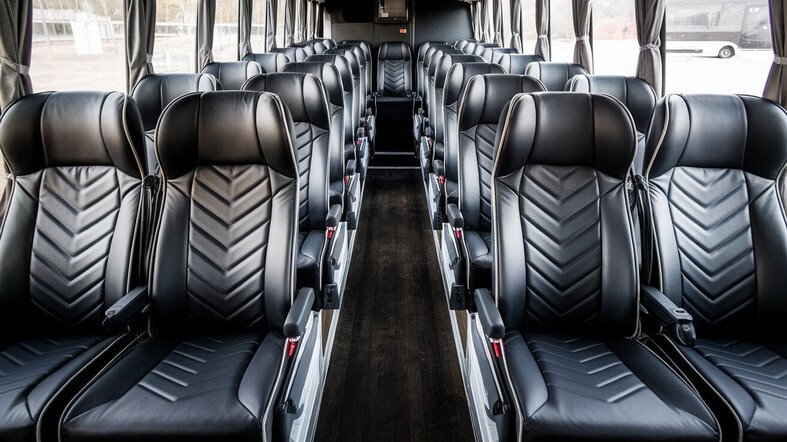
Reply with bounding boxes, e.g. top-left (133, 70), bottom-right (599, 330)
top-left (505, 332), bottom-right (719, 441)
top-left (0, 335), bottom-right (113, 442)
top-left (297, 230), bottom-right (325, 290)
top-left (330, 180), bottom-right (344, 206)
top-left (676, 338), bottom-right (787, 440)
top-left (464, 230), bottom-right (492, 290)
top-left (61, 333), bottom-right (284, 441)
